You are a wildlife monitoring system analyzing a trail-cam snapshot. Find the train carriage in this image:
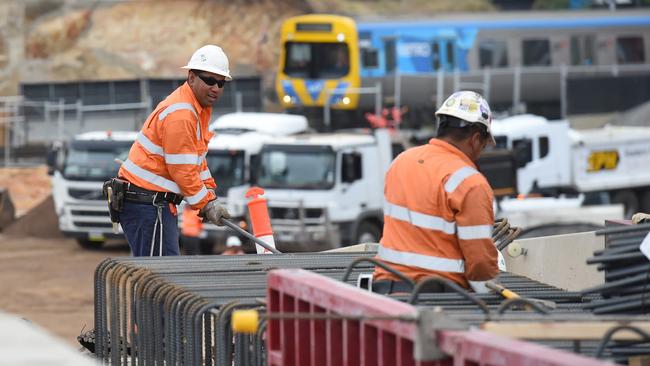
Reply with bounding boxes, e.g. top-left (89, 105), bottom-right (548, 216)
top-left (276, 11), bottom-right (650, 128)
